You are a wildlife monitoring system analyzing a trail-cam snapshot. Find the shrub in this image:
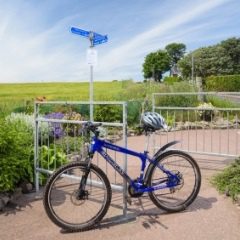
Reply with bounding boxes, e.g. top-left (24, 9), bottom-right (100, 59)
top-left (197, 102), bottom-right (217, 121)
top-left (0, 117), bottom-right (33, 192)
top-left (212, 158), bottom-right (240, 200)
top-left (164, 76), bottom-right (183, 85)
top-left (94, 105), bottom-right (122, 123)
top-left (206, 95), bottom-right (240, 108)
top-left (127, 101), bottom-right (142, 126)
top-left (63, 112), bottom-right (84, 137)
top-left (121, 83), bottom-right (148, 100)
top-left (205, 75), bottom-right (240, 91)
top-left (154, 82), bottom-right (199, 107)
top-left (37, 145), bottom-right (68, 185)
top-left (7, 112), bottom-right (49, 143)
top-left (55, 136), bottom-right (84, 153)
